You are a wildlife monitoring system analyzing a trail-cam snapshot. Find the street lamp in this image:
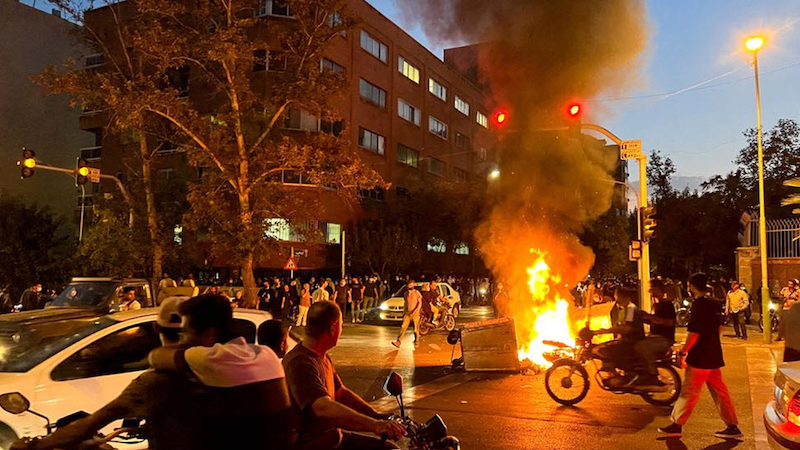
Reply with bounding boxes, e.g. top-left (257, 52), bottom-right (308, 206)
top-left (746, 35), bottom-right (771, 343)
